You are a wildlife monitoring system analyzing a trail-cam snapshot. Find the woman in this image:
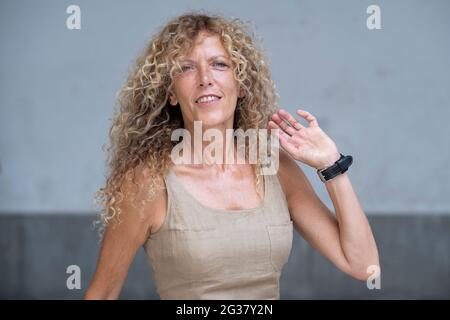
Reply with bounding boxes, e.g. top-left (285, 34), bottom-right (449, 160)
top-left (85, 12), bottom-right (380, 299)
